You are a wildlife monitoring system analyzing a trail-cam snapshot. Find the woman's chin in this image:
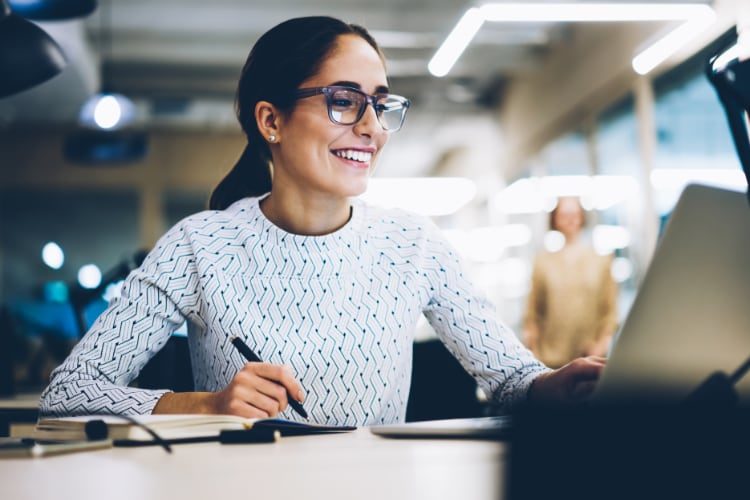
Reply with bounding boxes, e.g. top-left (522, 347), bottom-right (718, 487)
top-left (339, 178), bottom-right (369, 198)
